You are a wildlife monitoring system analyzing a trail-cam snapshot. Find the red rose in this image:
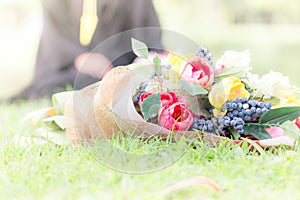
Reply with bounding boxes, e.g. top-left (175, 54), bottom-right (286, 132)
top-left (160, 92), bottom-right (177, 107)
top-left (138, 92), bottom-right (178, 109)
